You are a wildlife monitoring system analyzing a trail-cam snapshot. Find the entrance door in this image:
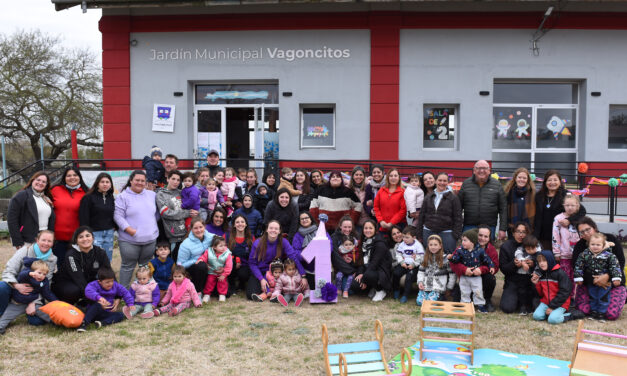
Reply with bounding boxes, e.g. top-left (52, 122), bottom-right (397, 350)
top-left (226, 108), bottom-right (254, 170)
top-left (194, 107), bottom-right (225, 169)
